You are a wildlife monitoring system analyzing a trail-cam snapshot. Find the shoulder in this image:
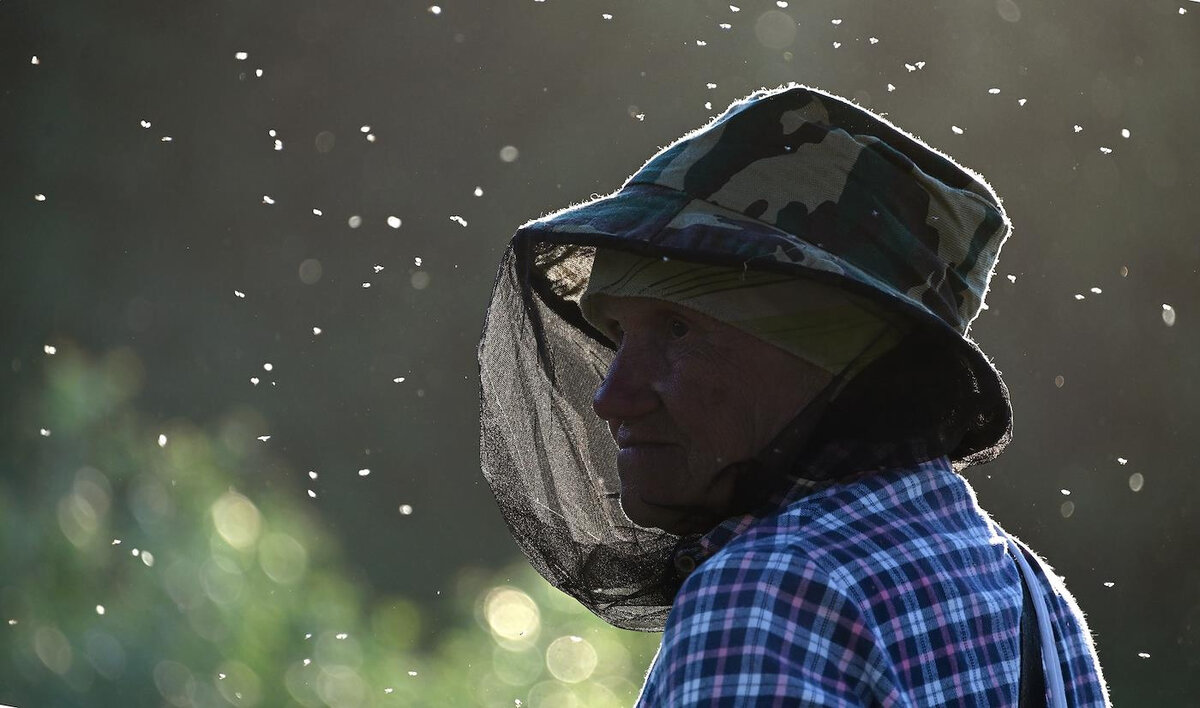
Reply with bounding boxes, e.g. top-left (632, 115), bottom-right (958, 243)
top-left (639, 533), bottom-right (903, 707)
